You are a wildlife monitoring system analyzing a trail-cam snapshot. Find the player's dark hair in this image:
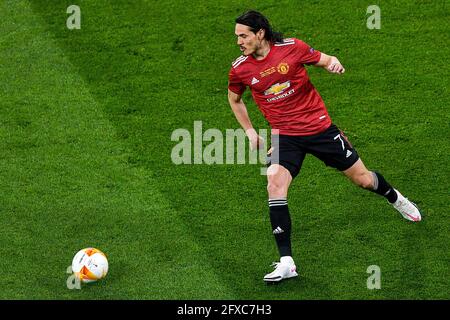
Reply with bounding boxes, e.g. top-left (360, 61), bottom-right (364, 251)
top-left (235, 10), bottom-right (283, 43)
